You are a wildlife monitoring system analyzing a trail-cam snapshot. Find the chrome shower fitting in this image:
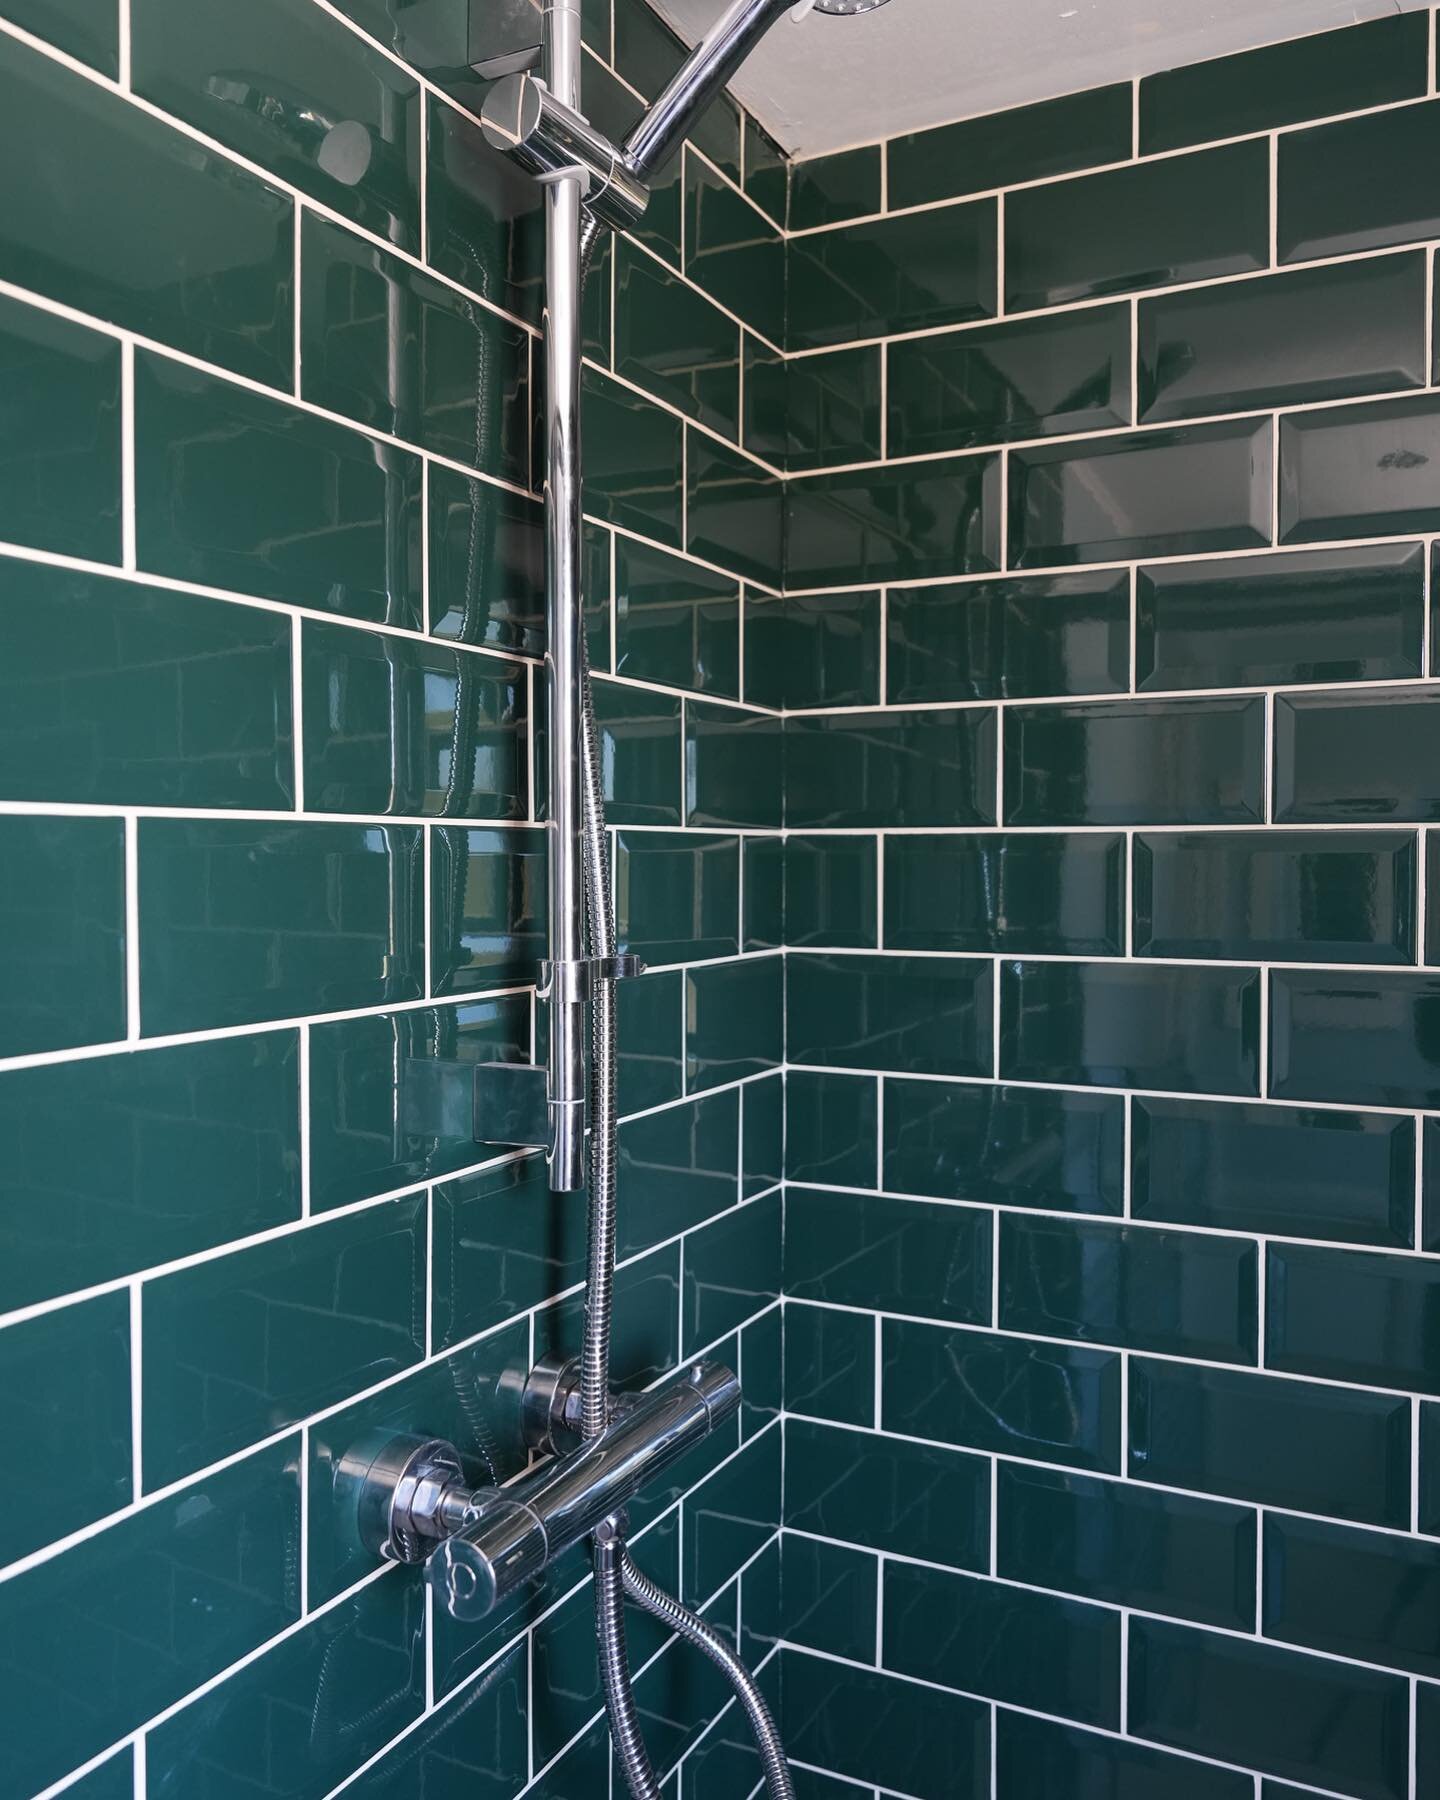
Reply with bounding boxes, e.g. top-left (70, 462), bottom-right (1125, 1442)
top-left (812, 0), bottom-right (893, 13)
